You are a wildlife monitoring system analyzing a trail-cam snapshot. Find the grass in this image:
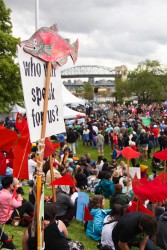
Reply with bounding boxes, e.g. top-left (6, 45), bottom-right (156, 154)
top-left (3, 141), bottom-right (163, 249)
